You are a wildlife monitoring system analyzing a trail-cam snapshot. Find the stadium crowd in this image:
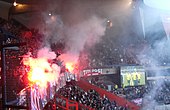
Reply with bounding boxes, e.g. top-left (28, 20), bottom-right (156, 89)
top-left (57, 81), bottom-right (128, 110)
top-left (0, 18), bottom-right (130, 109)
top-left (87, 76), bottom-right (170, 106)
top-left (1, 17), bottom-right (170, 110)
top-left (1, 17), bottom-right (163, 69)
